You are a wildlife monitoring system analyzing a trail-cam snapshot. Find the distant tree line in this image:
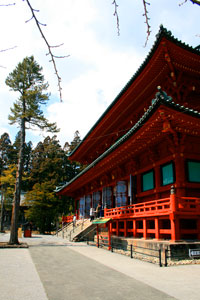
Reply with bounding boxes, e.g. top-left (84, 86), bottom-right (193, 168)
top-left (0, 130), bottom-right (82, 234)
